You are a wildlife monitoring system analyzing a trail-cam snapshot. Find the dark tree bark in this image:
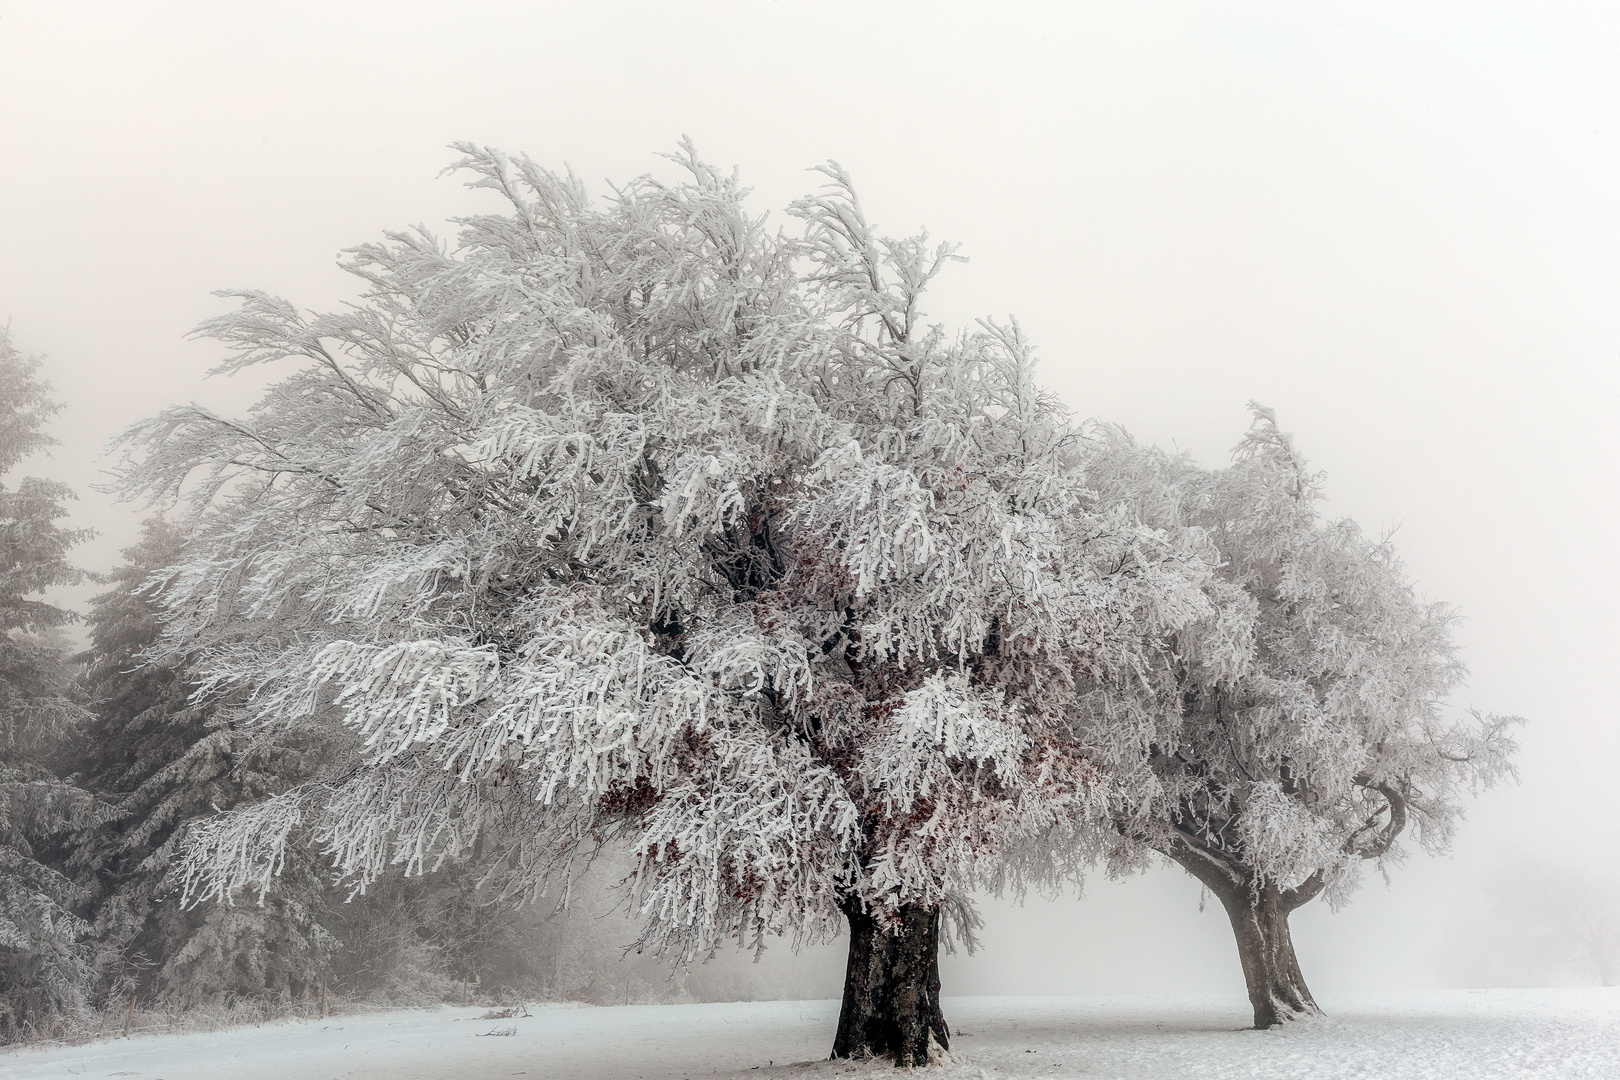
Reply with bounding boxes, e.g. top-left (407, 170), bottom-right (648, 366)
top-left (831, 900), bottom-right (949, 1066)
top-left (1166, 845), bottom-right (1324, 1029)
